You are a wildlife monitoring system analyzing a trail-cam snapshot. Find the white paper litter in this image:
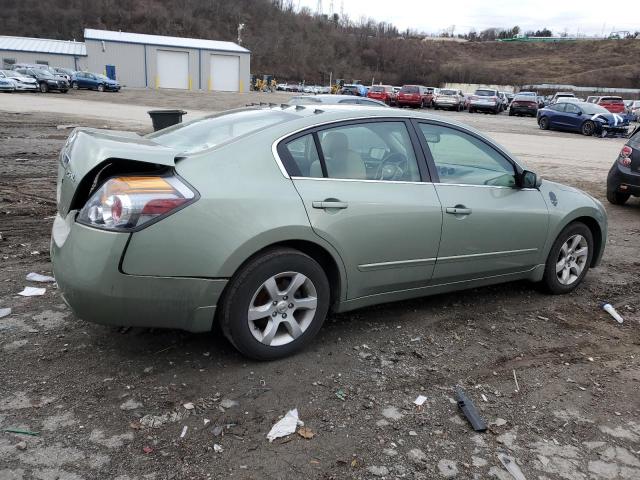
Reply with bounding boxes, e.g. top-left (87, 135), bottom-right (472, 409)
top-left (18, 287), bottom-right (46, 297)
top-left (26, 272), bottom-right (56, 283)
top-left (180, 425), bottom-right (188, 438)
top-left (213, 443), bottom-right (223, 453)
top-left (497, 452), bottom-right (527, 480)
top-left (203, 418), bottom-right (211, 426)
top-left (266, 408), bottom-right (303, 442)
top-left (413, 395), bottom-right (427, 406)
top-left (0, 308), bottom-right (11, 319)
top-left (183, 402), bottom-right (195, 410)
